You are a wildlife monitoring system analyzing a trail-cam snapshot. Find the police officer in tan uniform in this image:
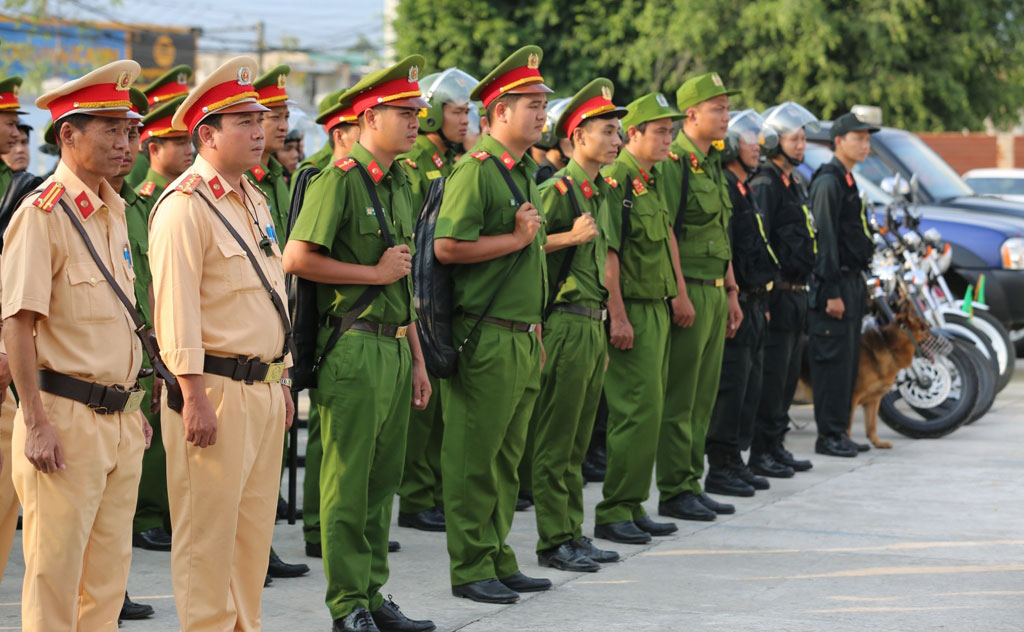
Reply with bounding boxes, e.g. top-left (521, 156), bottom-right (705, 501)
top-left (148, 56), bottom-right (295, 631)
top-left (3, 59), bottom-right (152, 631)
